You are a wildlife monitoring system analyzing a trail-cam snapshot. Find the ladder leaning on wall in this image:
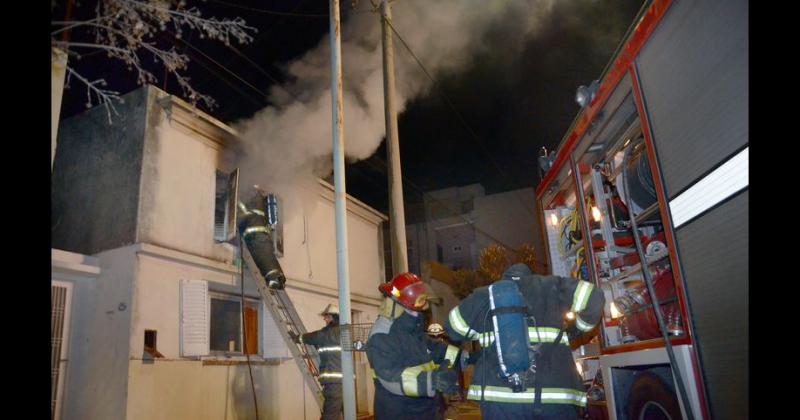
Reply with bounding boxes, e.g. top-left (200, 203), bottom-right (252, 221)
top-left (241, 243), bottom-right (325, 410)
